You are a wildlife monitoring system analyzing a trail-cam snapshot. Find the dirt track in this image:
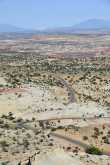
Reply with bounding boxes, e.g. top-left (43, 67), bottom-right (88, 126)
top-left (37, 116), bottom-right (110, 121)
top-left (51, 132), bottom-right (110, 156)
